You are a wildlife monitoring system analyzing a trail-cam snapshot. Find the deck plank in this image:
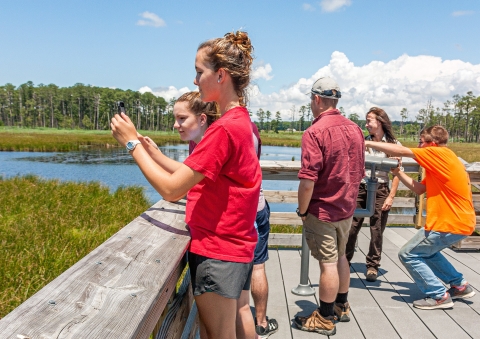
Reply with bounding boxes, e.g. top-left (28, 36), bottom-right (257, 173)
top-left (465, 251), bottom-right (480, 261)
top-left (262, 249), bottom-right (295, 339)
top-left (376, 227), bottom-right (474, 339)
top-left (277, 249), bottom-right (320, 339)
top-left (346, 265), bottom-right (400, 339)
top-left (354, 230), bottom-right (436, 339)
